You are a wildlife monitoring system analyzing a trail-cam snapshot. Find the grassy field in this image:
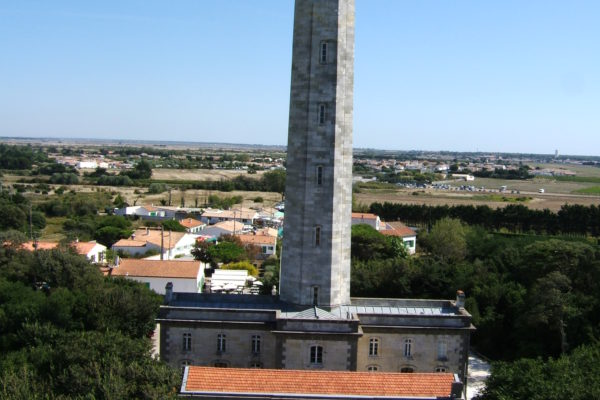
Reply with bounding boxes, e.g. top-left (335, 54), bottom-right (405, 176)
top-left (574, 186), bottom-right (600, 195)
top-left (151, 168), bottom-right (264, 181)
